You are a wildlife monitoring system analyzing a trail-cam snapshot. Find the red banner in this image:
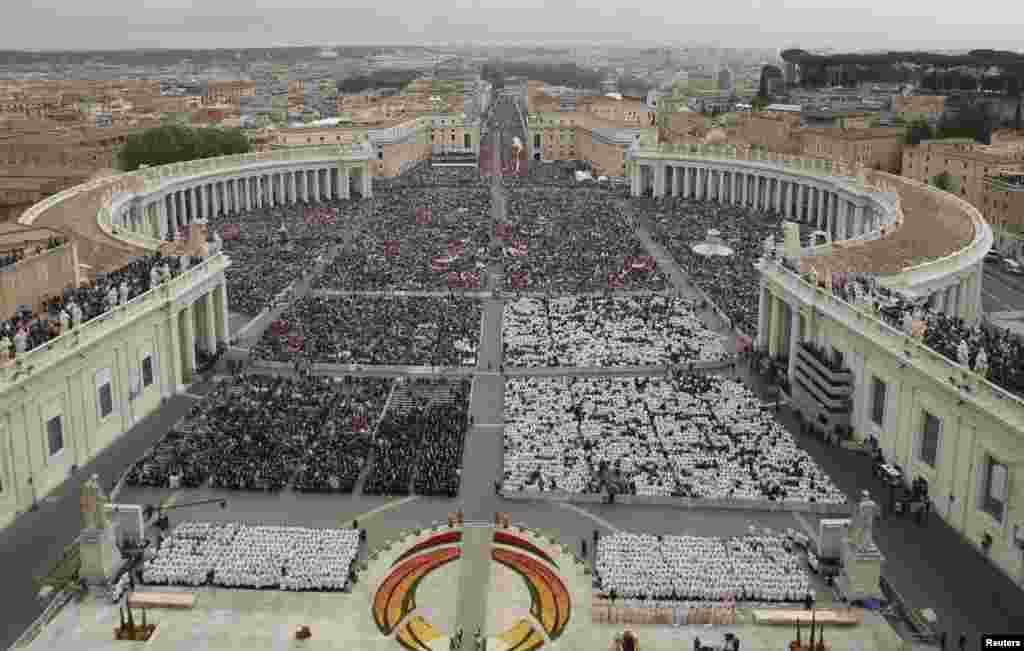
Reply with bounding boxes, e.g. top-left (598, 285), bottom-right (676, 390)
top-left (447, 271), bottom-right (464, 288)
top-left (385, 240), bottom-right (401, 257)
top-left (496, 223), bottom-right (513, 240)
top-left (448, 239), bottom-right (466, 257)
top-left (431, 256), bottom-right (452, 272)
top-left (415, 206), bottom-right (433, 225)
top-left (270, 319), bottom-right (289, 336)
top-left (351, 414), bottom-right (369, 433)
top-left (510, 272), bottom-right (529, 289)
top-left (286, 335), bottom-right (305, 352)
top-left (223, 224), bottom-right (242, 240)
top-left (608, 272), bottom-right (625, 289)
